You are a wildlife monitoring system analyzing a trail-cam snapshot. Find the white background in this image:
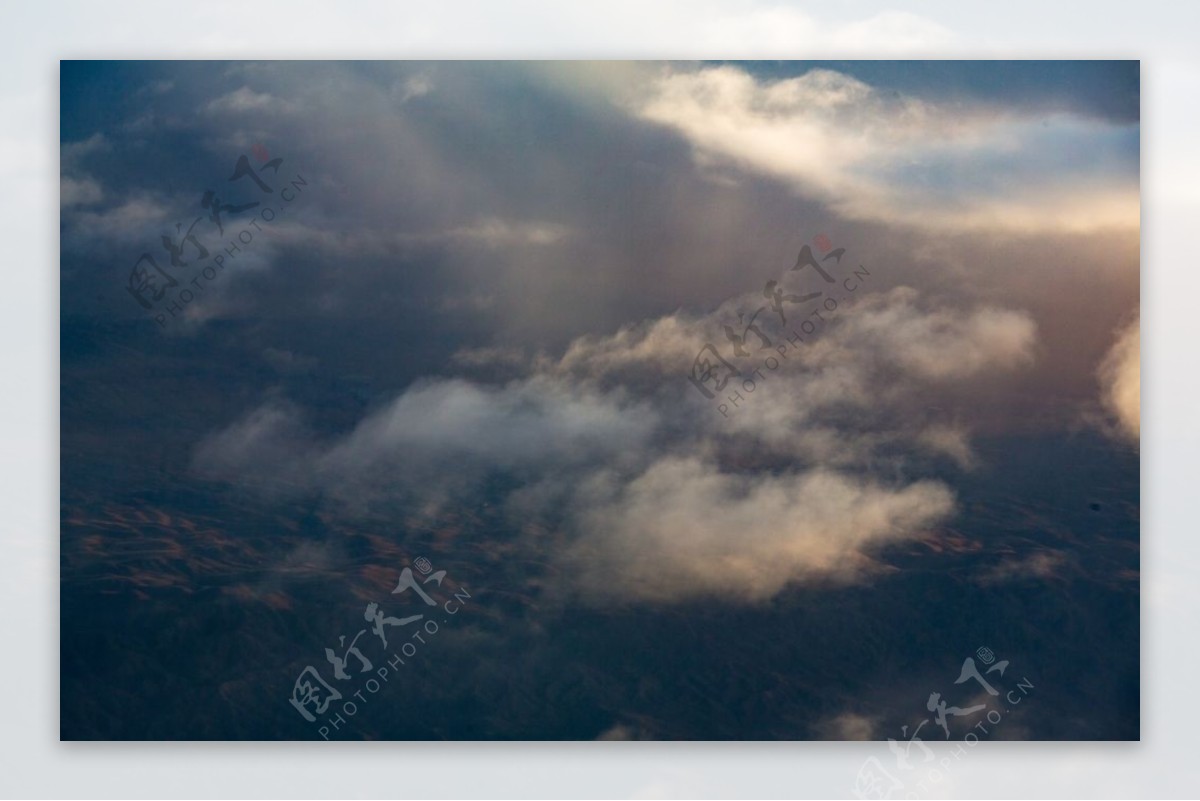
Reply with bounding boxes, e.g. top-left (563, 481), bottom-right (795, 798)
top-left (2, 1), bottom-right (1189, 797)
